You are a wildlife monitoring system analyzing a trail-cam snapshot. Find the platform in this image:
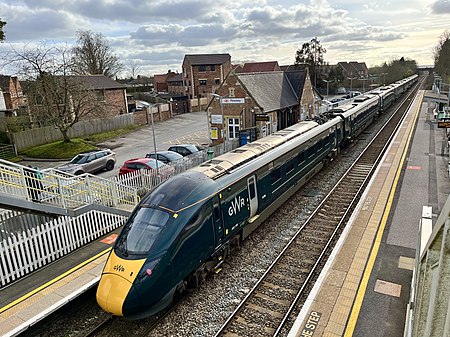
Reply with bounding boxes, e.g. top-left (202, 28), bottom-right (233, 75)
top-left (288, 91), bottom-right (450, 336)
top-left (0, 229), bottom-right (120, 337)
